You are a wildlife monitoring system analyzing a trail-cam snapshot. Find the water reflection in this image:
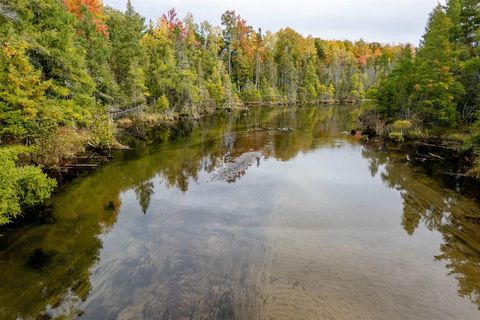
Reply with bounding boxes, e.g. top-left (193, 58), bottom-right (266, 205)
top-left (362, 142), bottom-right (480, 308)
top-left (0, 105), bottom-right (479, 319)
top-left (134, 180), bottom-right (155, 215)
